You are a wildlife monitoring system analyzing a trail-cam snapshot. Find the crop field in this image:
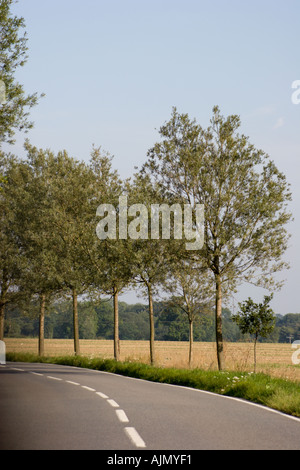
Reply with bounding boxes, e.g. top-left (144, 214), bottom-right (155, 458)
top-left (4, 338), bottom-right (300, 383)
